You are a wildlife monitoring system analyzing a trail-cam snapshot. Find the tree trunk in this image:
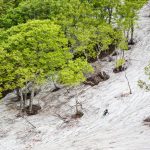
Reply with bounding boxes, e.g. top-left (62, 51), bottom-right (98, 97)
top-left (29, 84), bottom-right (35, 113)
top-left (129, 22), bottom-right (134, 45)
top-left (19, 88), bottom-right (24, 112)
top-left (122, 54), bottom-right (132, 94)
top-left (96, 44), bottom-right (101, 65)
top-left (126, 29), bottom-right (129, 40)
top-left (125, 71), bottom-right (132, 94)
top-left (52, 77), bottom-right (58, 89)
top-left (122, 50), bottom-right (125, 58)
top-left (16, 88), bottom-right (20, 100)
top-left (23, 82), bottom-right (28, 109)
top-left (108, 8), bottom-right (113, 24)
